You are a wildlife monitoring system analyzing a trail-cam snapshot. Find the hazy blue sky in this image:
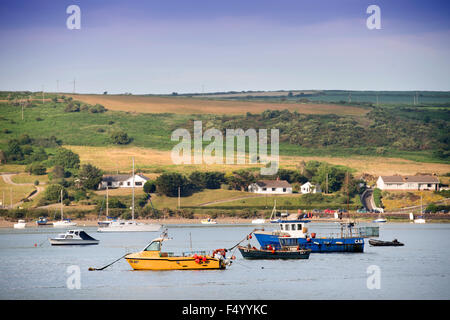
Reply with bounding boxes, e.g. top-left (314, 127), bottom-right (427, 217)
top-left (0, 0), bottom-right (449, 93)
